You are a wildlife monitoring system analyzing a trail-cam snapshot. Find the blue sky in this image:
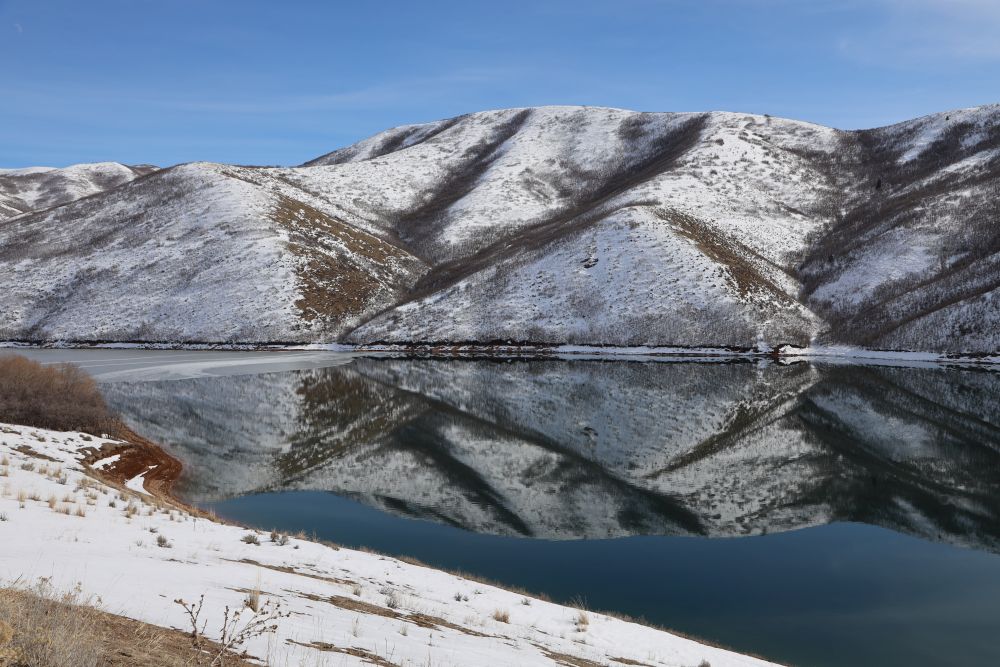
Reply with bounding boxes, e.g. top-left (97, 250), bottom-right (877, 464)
top-left (2, 0), bottom-right (999, 167)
